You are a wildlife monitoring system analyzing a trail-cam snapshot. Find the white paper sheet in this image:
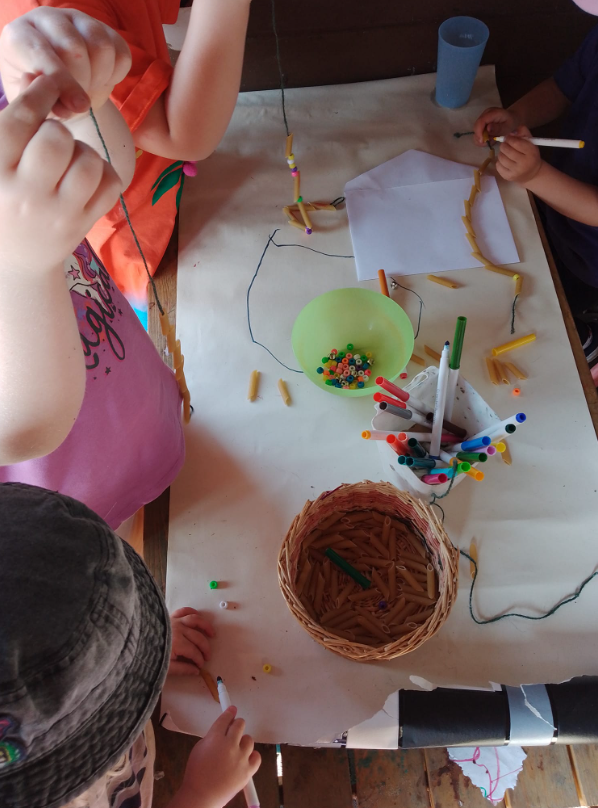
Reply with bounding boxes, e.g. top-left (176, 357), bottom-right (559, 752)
top-left (448, 746), bottom-right (526, 804)
top-left (345, 150), bottom-right (519, 280)
top-left (162, 66), bottom-right (598, 746)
